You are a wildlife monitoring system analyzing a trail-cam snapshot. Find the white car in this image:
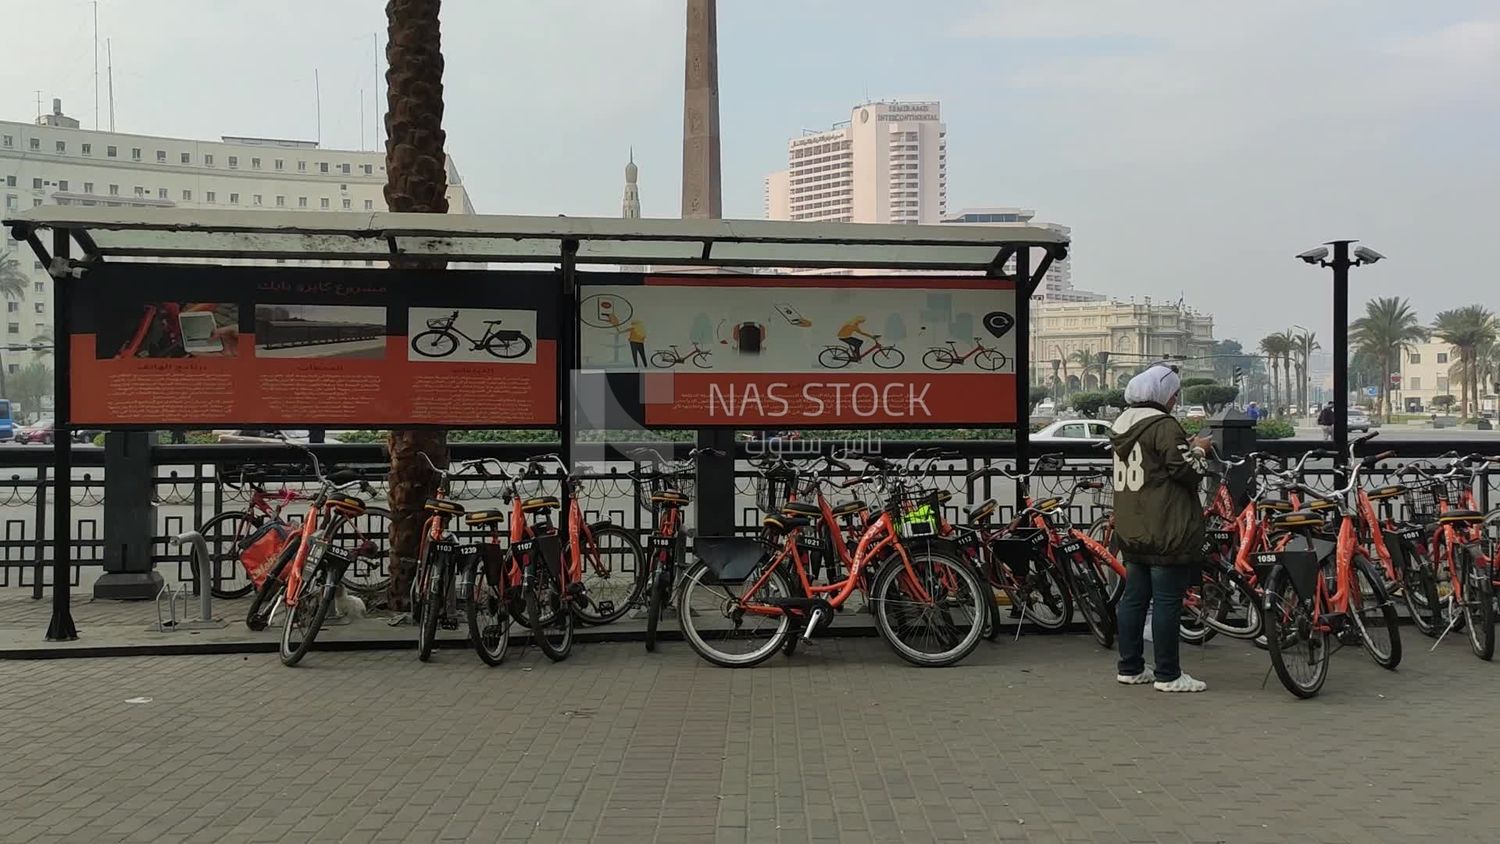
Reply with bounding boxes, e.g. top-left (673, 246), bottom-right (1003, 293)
top-left (1031, 418), bottom-right (1113, 442)
top-left (1184, 406), bottom-right (1207, 420)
